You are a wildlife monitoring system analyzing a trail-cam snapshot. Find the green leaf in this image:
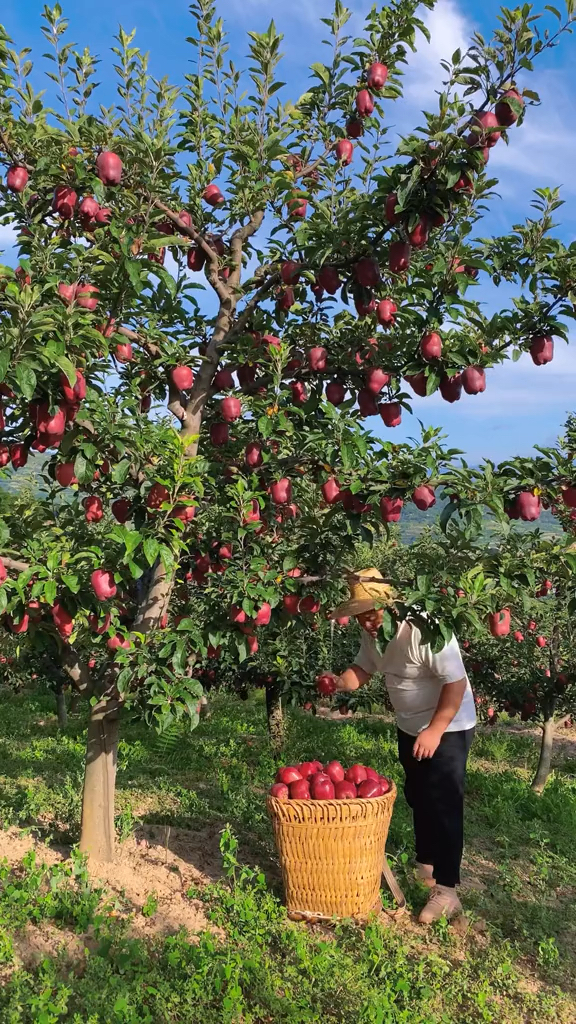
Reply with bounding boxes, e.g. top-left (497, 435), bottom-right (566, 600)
top-left (143, 537), bottom-right (160, 566)
top-left (44, 579), bottom-right (57, 605)
top-left (111, 460), bottom-right (131, 484)
top-left (53, 353), bottom-right (77, 387)
top-left (0, 348), bottom-right (11, 383)
top-left (15, 362), bottom-right (37, 400)
top-left (127, 559), bottom-right (144, 579)
top-left (62, 573), bottom-right (80, 593)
